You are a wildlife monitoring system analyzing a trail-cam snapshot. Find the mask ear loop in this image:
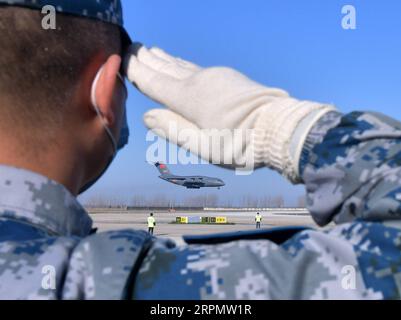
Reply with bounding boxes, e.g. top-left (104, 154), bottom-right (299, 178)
top-left (117, 72), bottom-right (128, 99)
top-left (91, 65), bottom-right (118, 155)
